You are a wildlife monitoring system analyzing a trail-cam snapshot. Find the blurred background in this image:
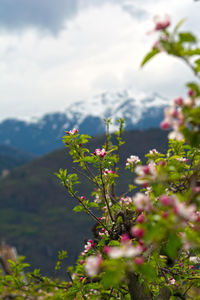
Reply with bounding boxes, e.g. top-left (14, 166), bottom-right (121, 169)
top-left (0, 0), bottom-right (199, 276)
